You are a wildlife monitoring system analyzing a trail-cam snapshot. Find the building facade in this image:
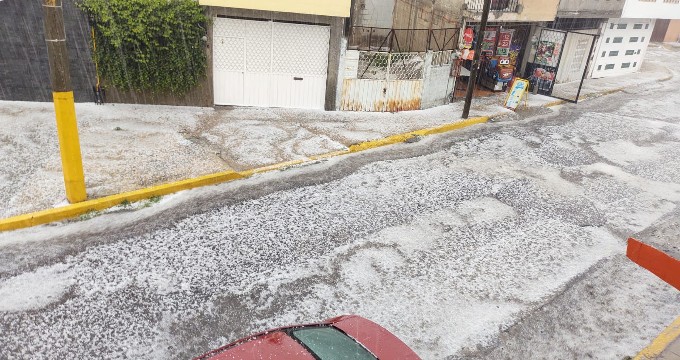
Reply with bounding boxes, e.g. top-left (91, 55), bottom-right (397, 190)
top-left (652, 19), bottom-right (680, 42)
top-left (199, 0), bottom-right (351, 110)
top-left (590, 18), bottom-right (655, 78)
top-left (461, 0), bottom-right (561, 94)
top-left (339, 0), bottom-right (463, 112)
top-left (580, 0), bottom-right (680, 79)
top-left (552, 0), bottom-right (624, 82)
